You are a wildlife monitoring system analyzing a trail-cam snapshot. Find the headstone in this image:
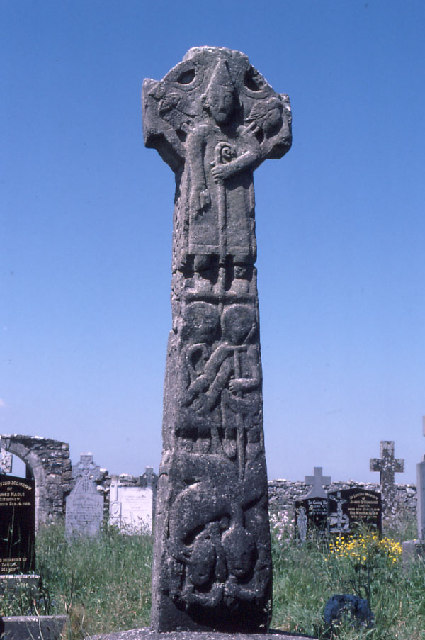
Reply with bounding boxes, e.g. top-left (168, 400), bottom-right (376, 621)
top-left (328, 489), bottom-right (382, 538)
top-left (295, 497), bottom-right (328, 541)
top-left (109, 470), bottom-right (155, 533)
top-left (402, 421), bottom-right (425, 562)
top-left (417, 420), bottom-right (425, 540)
top-left (304, 466), bottom-right (331, 498)
top-left (65, 453), bottom-right (104, 538)
top-left (143, 46), bottom-right (292, 632)
top-left (0, 438), bottom-right (13, 474)
top-left (0, 476), bottom-right (35, 573)
top-left (295, 467), bottom-right (331, 540)
top-left (370, 440), bottom-right (404, 513)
